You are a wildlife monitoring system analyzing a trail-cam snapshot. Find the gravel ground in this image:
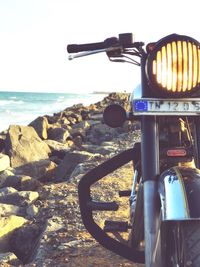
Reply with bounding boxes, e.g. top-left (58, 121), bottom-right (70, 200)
top-left (24, 132), bottom-right (144, 267)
